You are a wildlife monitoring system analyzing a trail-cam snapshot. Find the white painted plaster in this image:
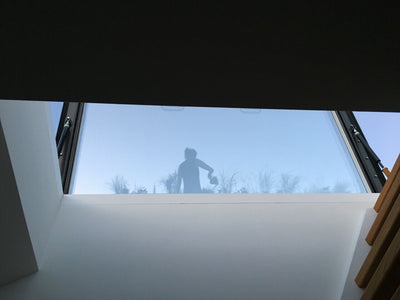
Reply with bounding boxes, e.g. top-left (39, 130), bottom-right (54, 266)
top-left (0, 120), bottom-right (38, 285)
top-left (0, 193), bottom-right (375, 300)
top-left (0, 100), bottom-right (63, 265)
top-left (0, 100), bottom-right (378, 298)
top-left (340, 208), bottom-right (377, 300)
